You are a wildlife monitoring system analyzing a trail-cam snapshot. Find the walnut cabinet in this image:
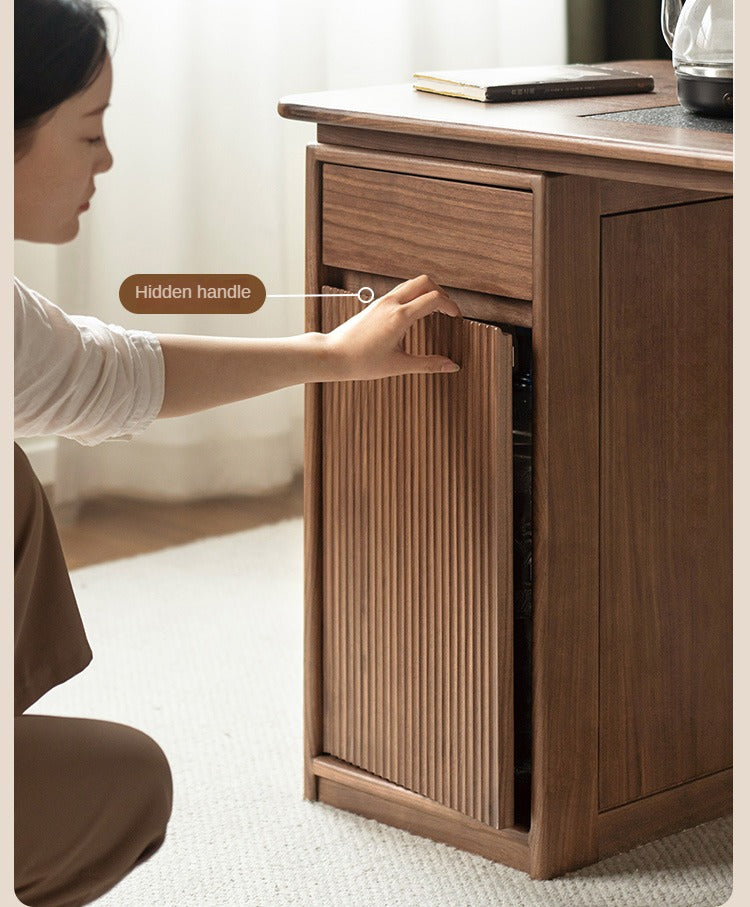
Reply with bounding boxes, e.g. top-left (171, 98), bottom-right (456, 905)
top-left (279, 60), bottom-right (732, 879)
